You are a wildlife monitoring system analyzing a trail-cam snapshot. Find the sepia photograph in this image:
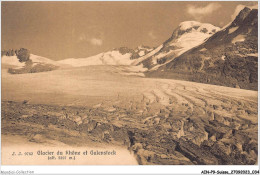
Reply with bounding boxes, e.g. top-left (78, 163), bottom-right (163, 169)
top-left (0, 0), bottom-right (259, 173)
